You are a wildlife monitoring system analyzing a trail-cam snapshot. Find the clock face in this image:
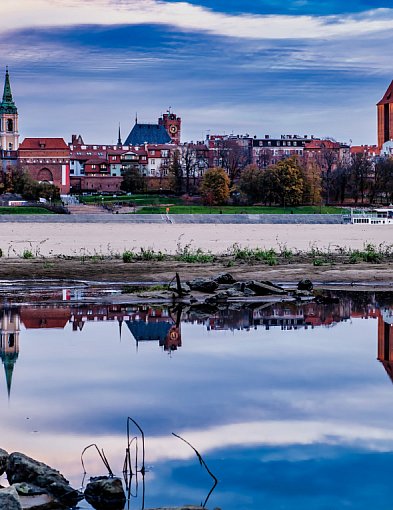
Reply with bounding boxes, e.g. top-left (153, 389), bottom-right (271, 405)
top-left (169, 124), bottom-right (178, 134)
